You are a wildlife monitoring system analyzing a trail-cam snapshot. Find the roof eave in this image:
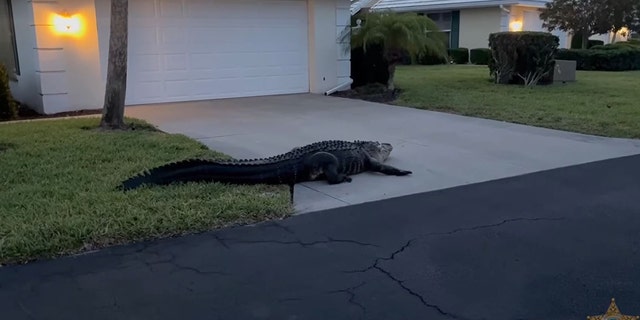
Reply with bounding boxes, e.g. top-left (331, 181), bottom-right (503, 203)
top-left (370, 0), bottom-right (549, 12)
